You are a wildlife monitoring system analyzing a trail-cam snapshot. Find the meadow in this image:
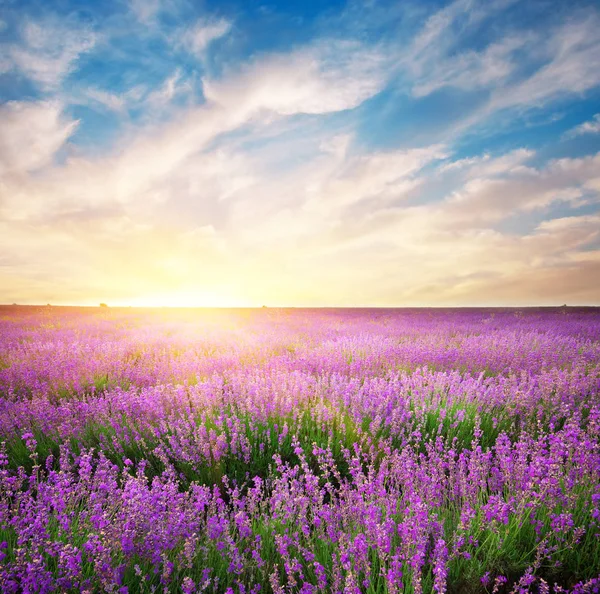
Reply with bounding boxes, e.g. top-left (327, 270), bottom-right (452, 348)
top-left (0, 305), bottom-right (599, 594)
